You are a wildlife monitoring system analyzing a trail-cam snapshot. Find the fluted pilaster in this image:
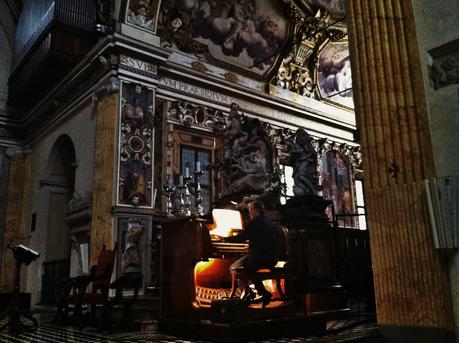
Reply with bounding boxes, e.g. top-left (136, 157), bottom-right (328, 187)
top-left (0, 151), bottom-right (32, 292)
top-left (347, 0), bottom-right (454, 337)
top-left (90, 93), bottom-right (118, 265)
